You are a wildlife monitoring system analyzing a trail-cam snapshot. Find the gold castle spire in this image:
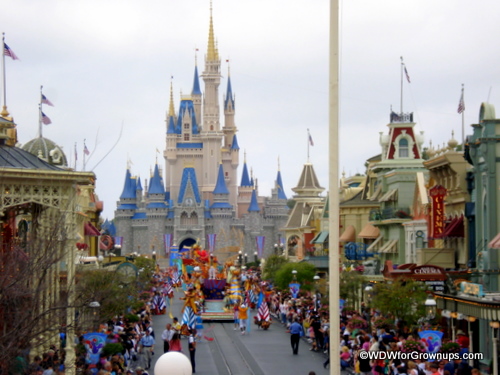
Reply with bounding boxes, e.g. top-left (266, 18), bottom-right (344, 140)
top-left (206, 0), bottom-right (219, 62)
top-left (168, 79), bottom-right (175, 117)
